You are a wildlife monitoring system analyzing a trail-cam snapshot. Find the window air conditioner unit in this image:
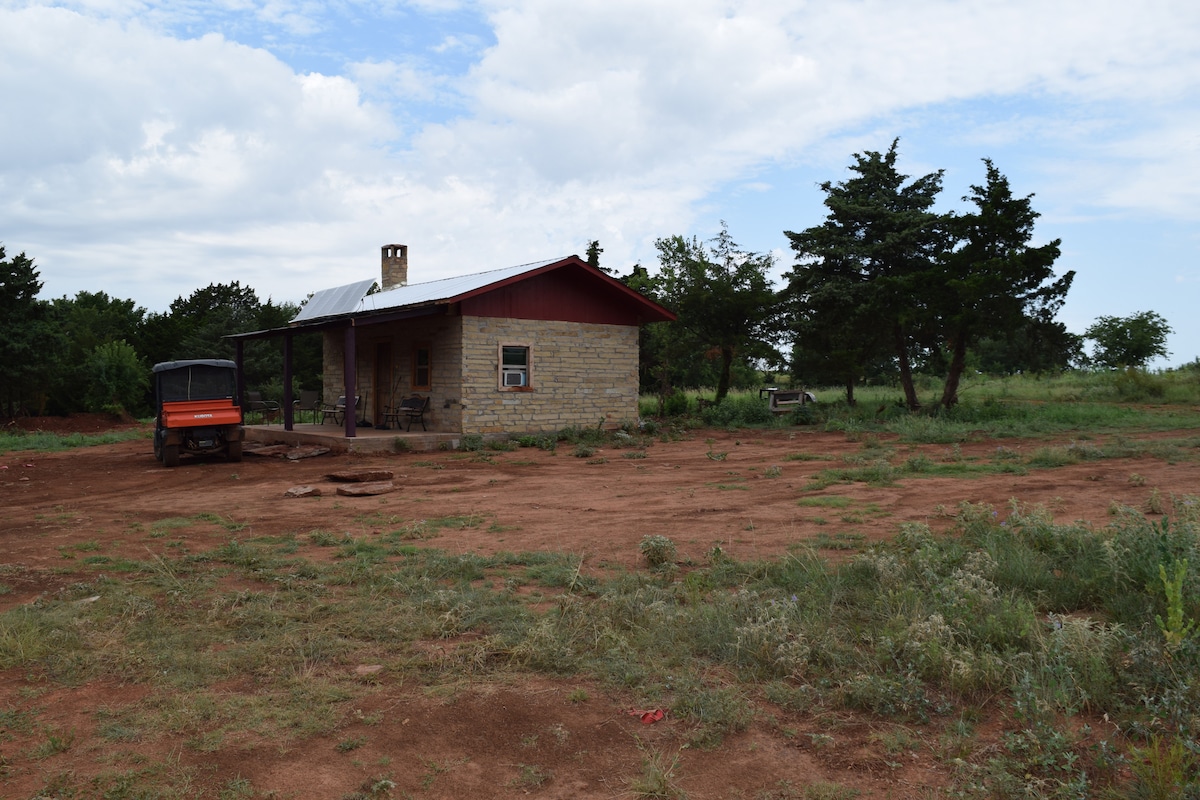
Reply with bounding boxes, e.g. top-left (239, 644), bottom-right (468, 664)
top-left (503, 371), bottom-right (526, 387)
